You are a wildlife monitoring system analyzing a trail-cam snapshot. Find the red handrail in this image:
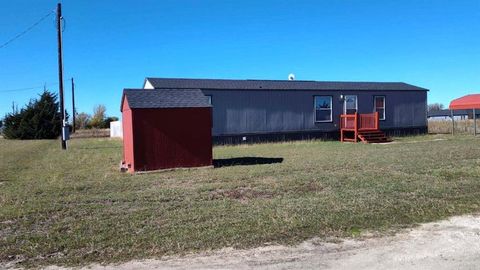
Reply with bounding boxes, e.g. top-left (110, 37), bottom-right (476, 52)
top-left (359, 113), bottom-right (377, 130)
top-left (340, 113), bottom-right (357, 130)
top-left (340, 112), bottom-right (379, 142)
